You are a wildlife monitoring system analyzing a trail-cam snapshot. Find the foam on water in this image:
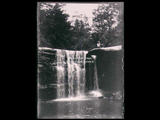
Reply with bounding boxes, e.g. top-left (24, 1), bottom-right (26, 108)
top-left (88, 90), bottom-right (103, 97)
top-left (50, 96), bottom-right (93, 102)
top-left (49, 90), bottom-right (104, 102)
